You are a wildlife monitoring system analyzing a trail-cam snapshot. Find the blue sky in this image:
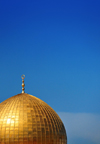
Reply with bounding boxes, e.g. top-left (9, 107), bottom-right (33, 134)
top-left (0, 0), bottom-right (100, 143)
